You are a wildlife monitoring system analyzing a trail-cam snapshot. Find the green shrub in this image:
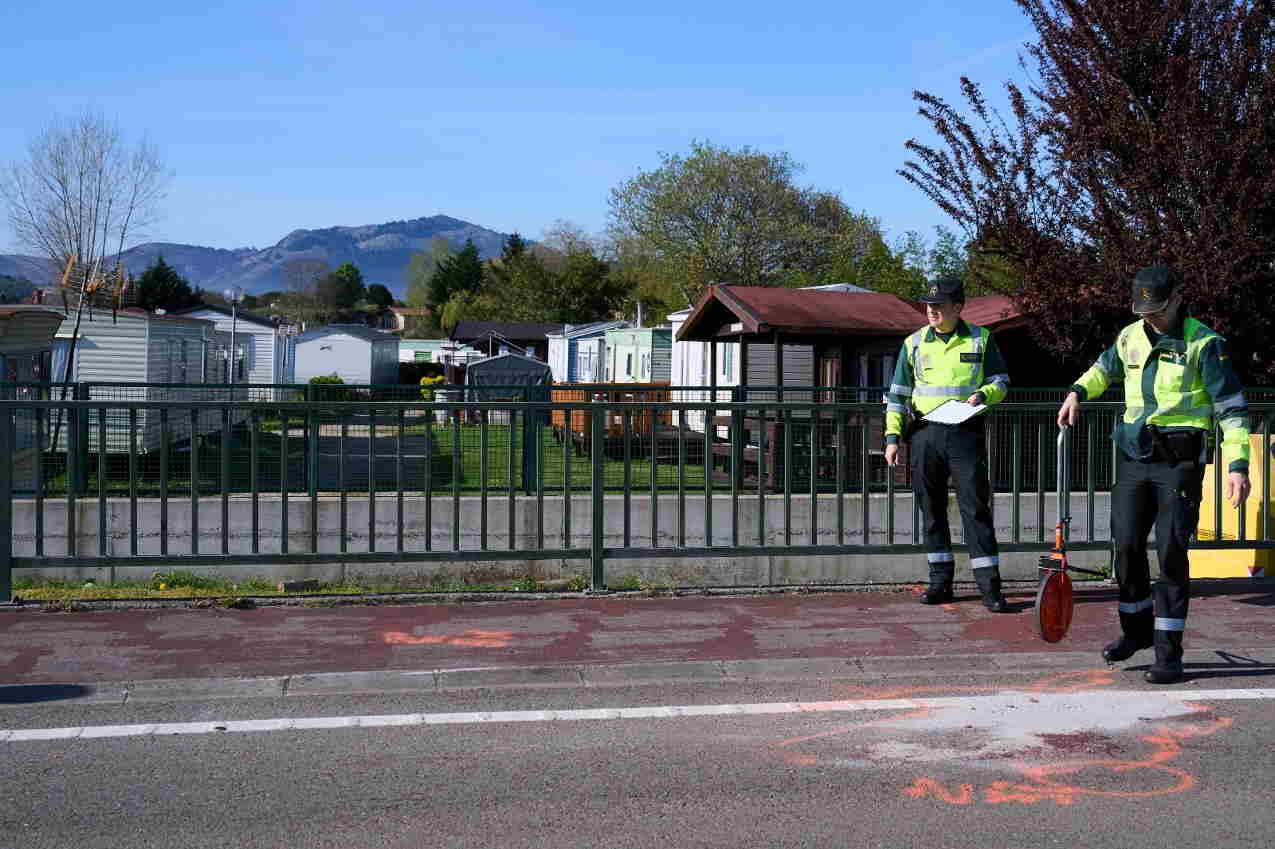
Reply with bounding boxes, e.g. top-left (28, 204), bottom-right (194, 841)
top-left (614, 573), bottom-right (643, 591)
top-left (150, 569), bottom-right (229, 591)
top-left (309, 374), bottom-right (355, 402)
